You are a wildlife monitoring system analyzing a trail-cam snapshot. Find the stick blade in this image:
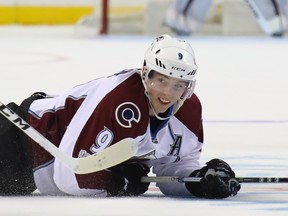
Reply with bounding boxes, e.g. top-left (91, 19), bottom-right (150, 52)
top-left (73, 138), bottom-right (137, 174)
